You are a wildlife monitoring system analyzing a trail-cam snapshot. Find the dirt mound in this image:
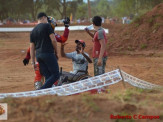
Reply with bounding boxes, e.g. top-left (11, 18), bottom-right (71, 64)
top-left (107, 3), bottom-right (163, 53)
top-left (0, 89), bottom-right (163, 122)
